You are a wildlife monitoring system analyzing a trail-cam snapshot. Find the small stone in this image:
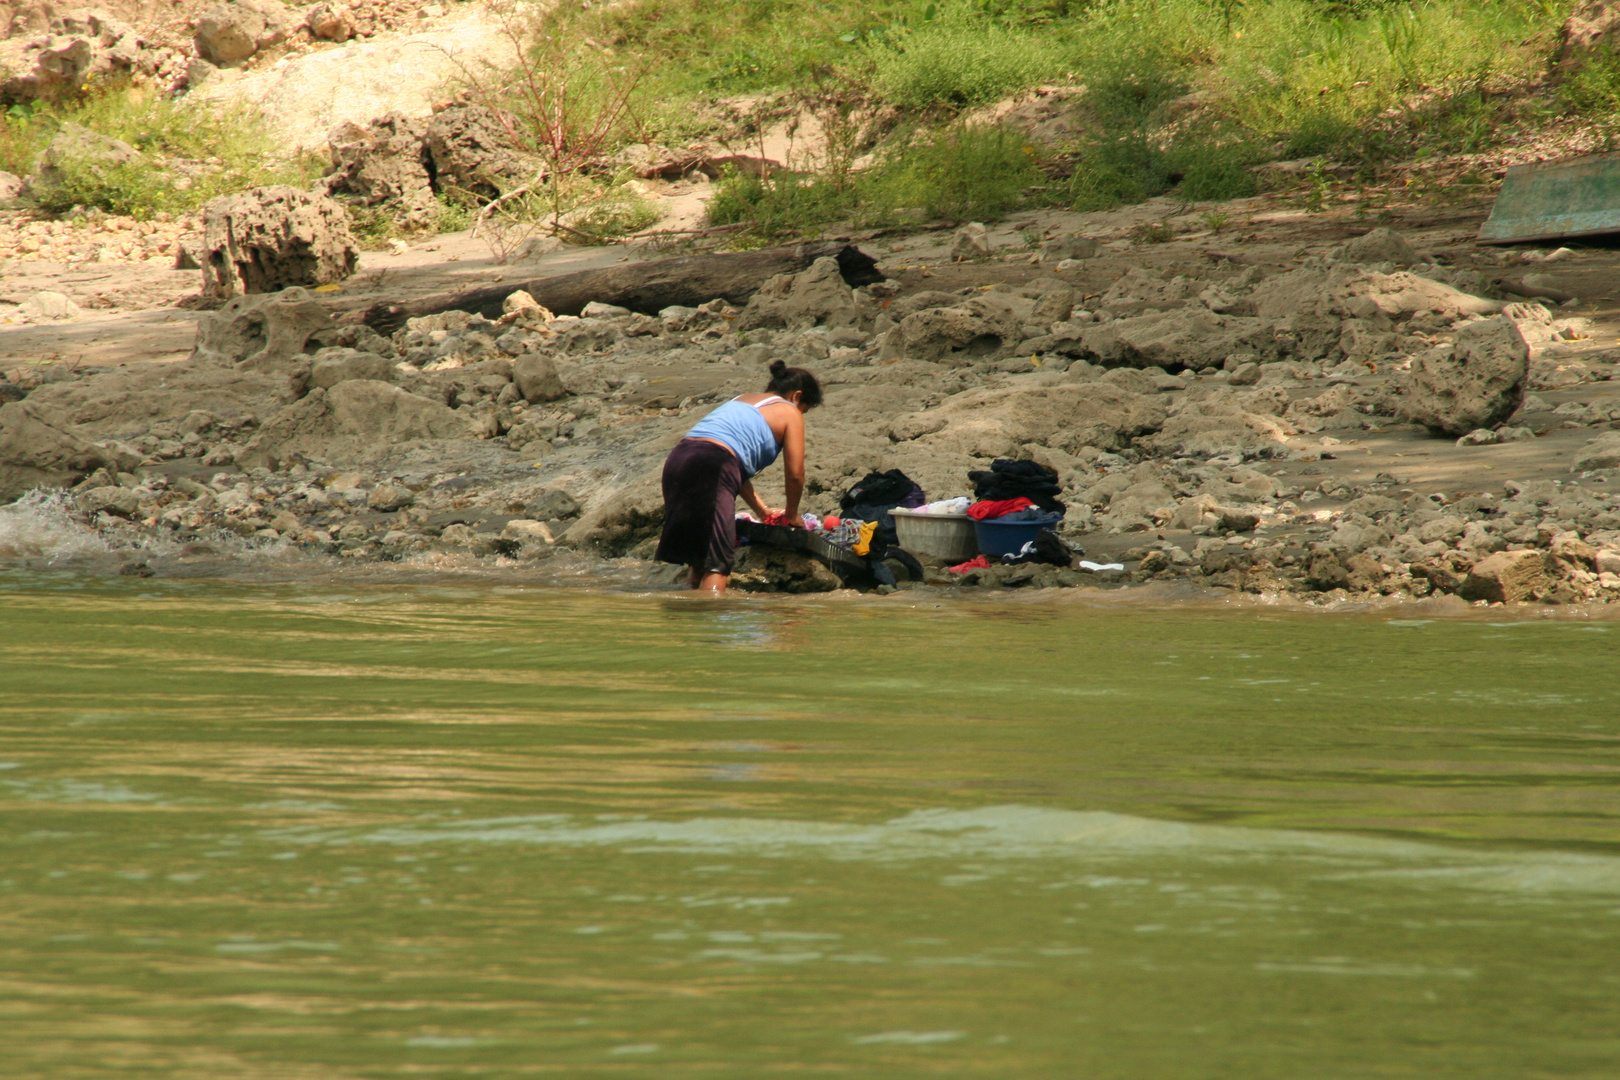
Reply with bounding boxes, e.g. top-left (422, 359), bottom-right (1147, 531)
top-left (524, 489), bottom-right (580, 521)
top-left (513, 354), bottom-right (566, 403)
top-left (500, 519), bottom-right (554, 544)
top-left (581, 301), bottom-right (632, 318)
top-left (951, 222), bottom-right (992, 261)
top-left (18, 291), bottom-right (82, 321)
top-left (1041, 234), bottom-right (1100, 263)
top-left (503, 289), bottom-right (553, 319)
top-left (1456, 428), bottom-right (1500, 446)
top-left (1226, 361), bottom-right (1260, 386)
top-left (80, 485), bottom-right (139, 517)
top-left (306, 1), bottom-right (354, 41)
top-left (367, 481), bottom-right (413, 511)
